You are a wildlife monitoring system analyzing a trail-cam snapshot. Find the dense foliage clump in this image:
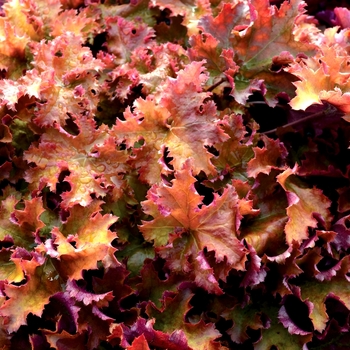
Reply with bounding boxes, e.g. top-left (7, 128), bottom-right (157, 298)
top-left (0, 0), bottom-right (350, 348)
